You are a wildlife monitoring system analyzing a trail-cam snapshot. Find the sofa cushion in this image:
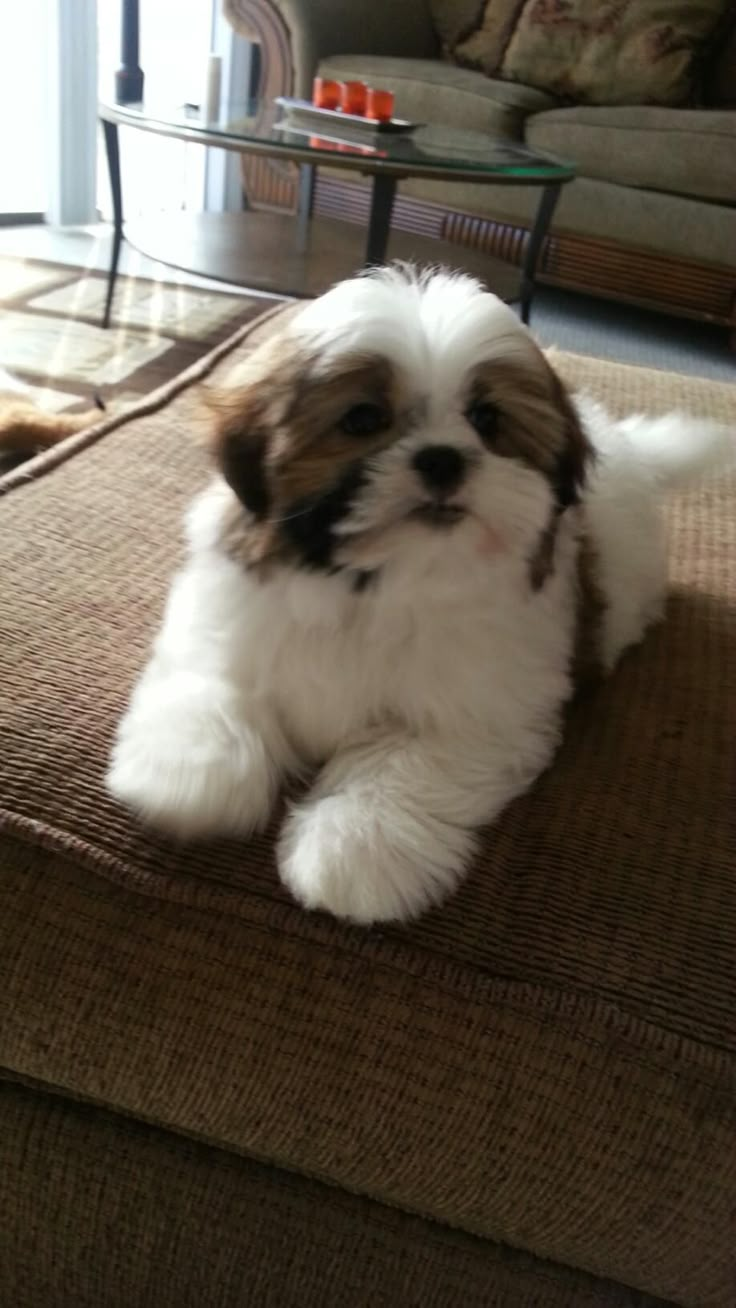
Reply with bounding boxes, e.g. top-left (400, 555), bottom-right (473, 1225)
top-left (1, 313), bottom-right (735, 1307)
top-left (453, 0), bottom-right (730, 107)
top-left (526, 105), bottom-right (736, 203)
top-left (5, 1079), bottom-right (677, 1308)
top-left (318, 55), bottom-right (556, 139)
top-left (334, 169), bottom-right (736, 270)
